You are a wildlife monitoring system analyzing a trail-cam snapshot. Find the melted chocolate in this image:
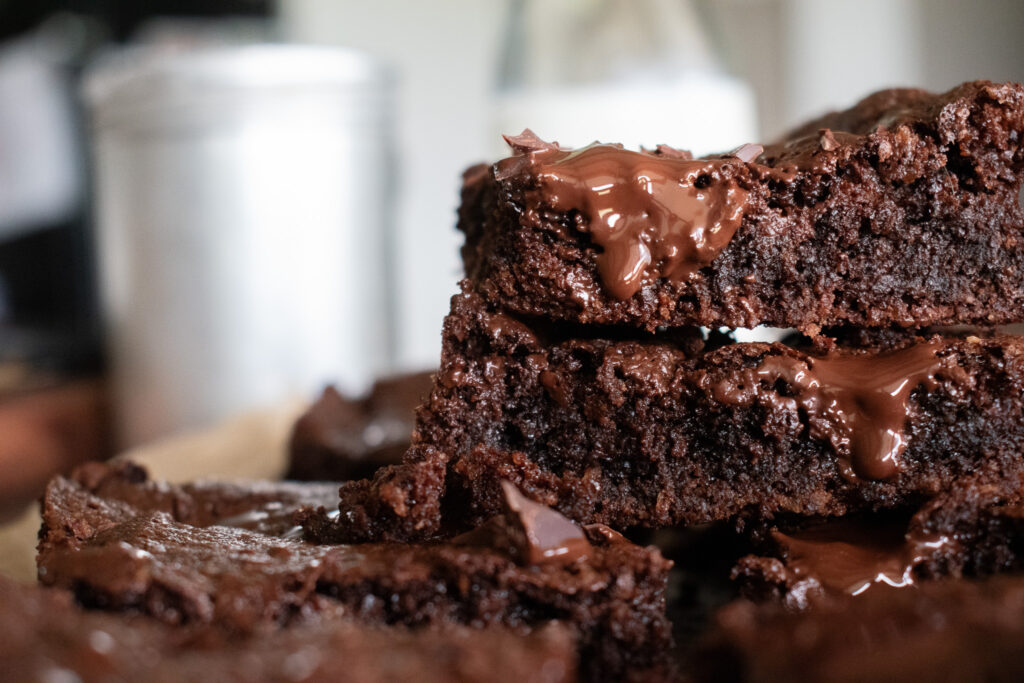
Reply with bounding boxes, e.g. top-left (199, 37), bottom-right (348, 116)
top-left (772, 519), bottom-right (953, 596)
top-left (454, 481), bottom-right (592, 565)
top-left (713, 342), bottom-right (944, 480)
top-left (498, 131), bottom-right (749, 299)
